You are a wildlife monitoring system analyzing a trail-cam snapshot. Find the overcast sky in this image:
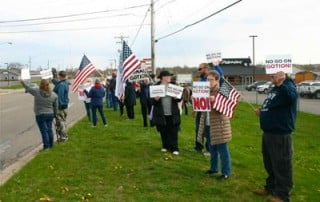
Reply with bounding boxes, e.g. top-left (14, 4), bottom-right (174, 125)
top-left (0, 0), bottom-right (319, 70)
